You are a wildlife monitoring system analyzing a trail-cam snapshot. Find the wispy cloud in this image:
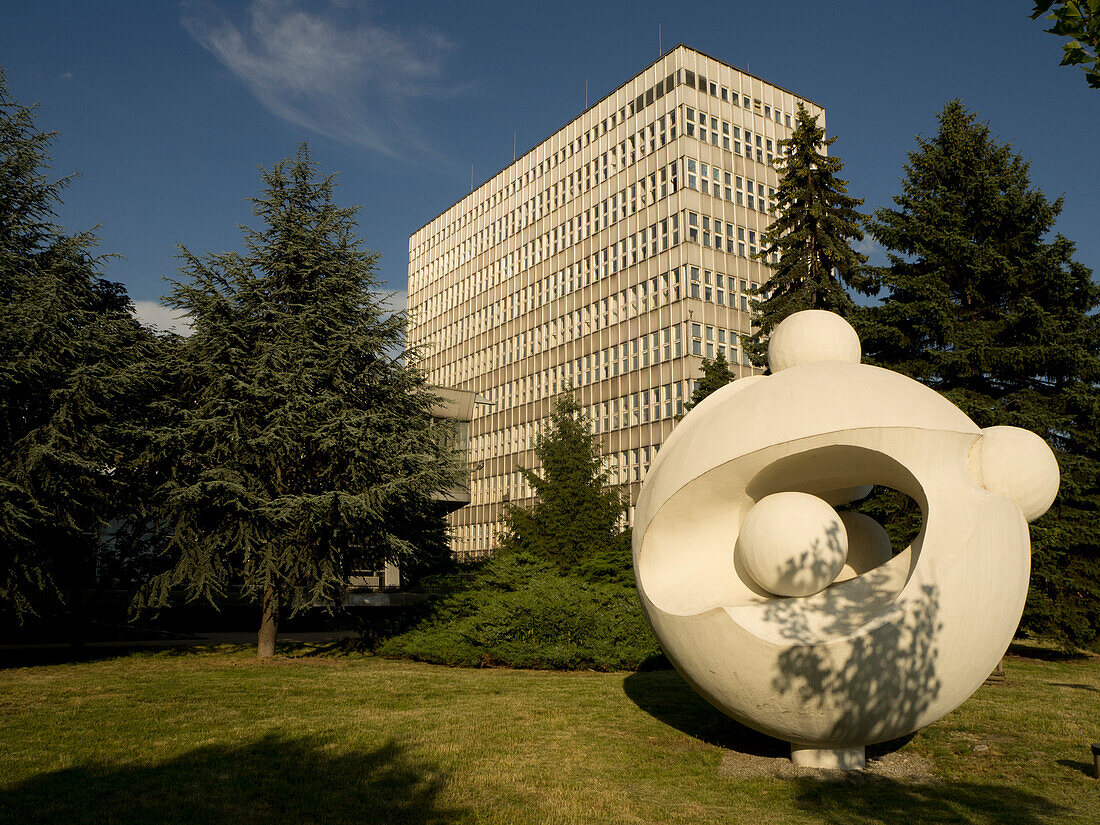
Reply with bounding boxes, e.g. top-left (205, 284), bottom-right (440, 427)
top-left (132, 300), bottom-right (194, 336)
top-left (181, 0), bottom-right (453, 159)
top-left (855, 235), bottom-right (889, 265)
